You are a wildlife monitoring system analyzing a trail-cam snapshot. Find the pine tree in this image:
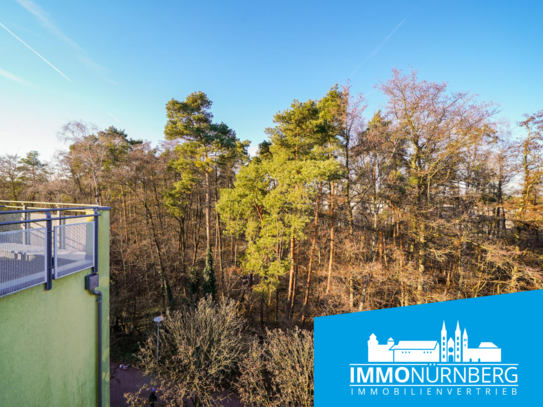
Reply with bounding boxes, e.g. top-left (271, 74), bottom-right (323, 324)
top-left (202, 247), bottom-right (217, 300)
top-left (188, 266), bottom-right (201, 305)
top-left (164, 92), bottom-right (247, 252)
top-left (218, 94), bottom-right (342, 319)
